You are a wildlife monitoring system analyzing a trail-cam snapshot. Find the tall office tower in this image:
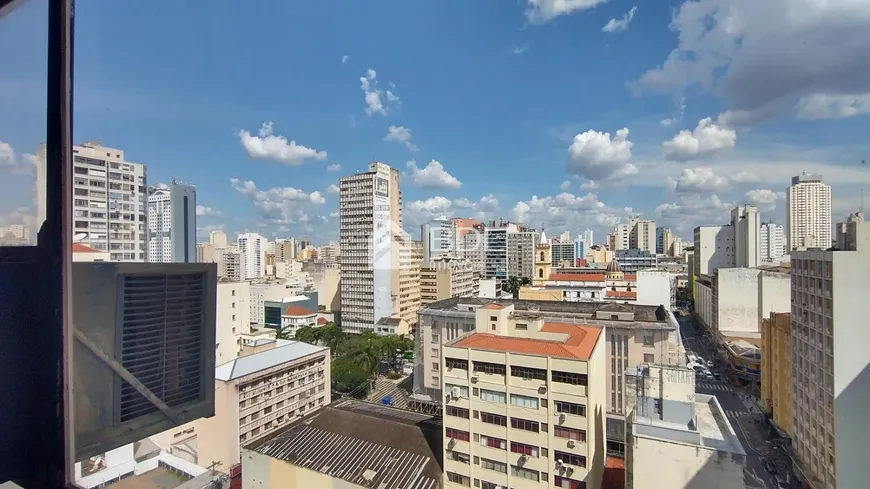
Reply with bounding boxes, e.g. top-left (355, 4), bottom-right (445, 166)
top-left (787, 172), bottom-right (832, 251)
top-left (655, 226), bottom-right (666, 254)
top-left (146, 181), bottom-right (196, 263)
top-left (339, 162), bottom-right (402, 334)
top-left (457, 224), bottom-right (485, 274)
top-left (238, 232), bottom-right (267, 279)
top-left (628, 216), bottom-right (656, 252)
top-left (759, 222), bottom-right (785, 263)
top-left (559, 230), bottom-right (571, 243)
top-left (421, 217), bottom-right (448, 263)
top-left (506, 228), bottom-right (538, 280)
top-left (551, 241), bottom-right (576, 267)
top-left (731, 204), bottom-right (760, 268)
top-left (789, 212), bottom-right (870, 489)
top-left (38, 142), bottom-right (147, 261)
top-left (582, 229), bottom-right (593, 247)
